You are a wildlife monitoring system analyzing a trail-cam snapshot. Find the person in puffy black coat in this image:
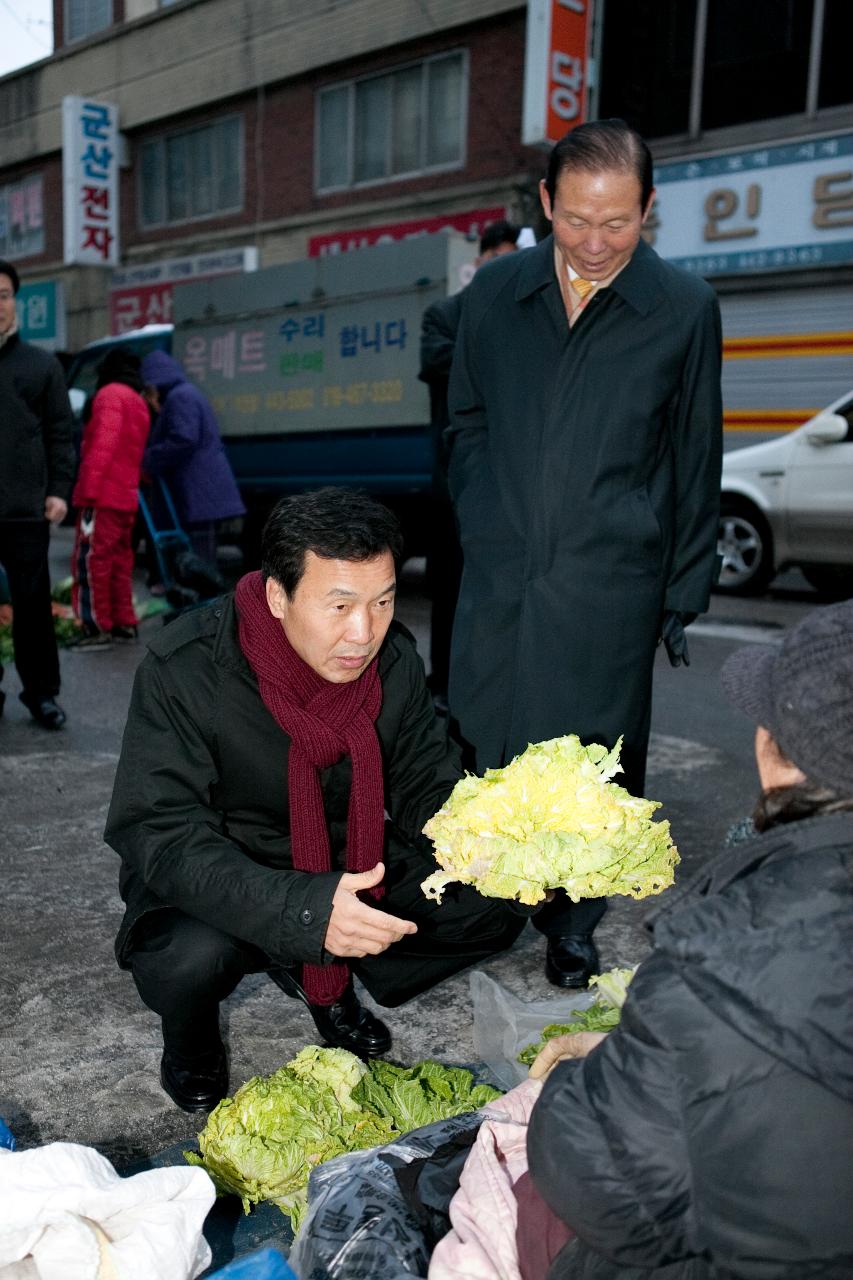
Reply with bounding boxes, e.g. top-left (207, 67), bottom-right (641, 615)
top-left (527, 599), bottom-right (853, 1279)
